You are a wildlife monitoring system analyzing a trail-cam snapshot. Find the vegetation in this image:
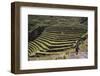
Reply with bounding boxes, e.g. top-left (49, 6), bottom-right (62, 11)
top-left (28, 15), bottom-right (88, 60)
